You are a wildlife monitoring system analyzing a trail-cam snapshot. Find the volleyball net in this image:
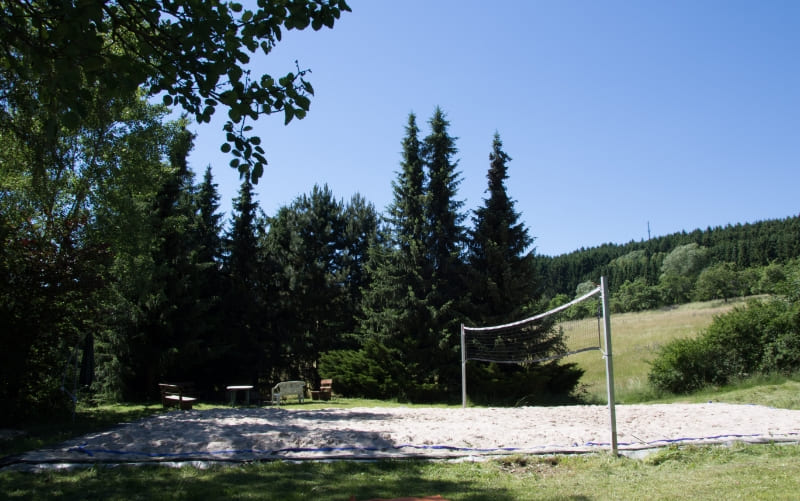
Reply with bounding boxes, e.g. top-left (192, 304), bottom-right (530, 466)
top-left (460, 276), bottom-right (618, 453)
